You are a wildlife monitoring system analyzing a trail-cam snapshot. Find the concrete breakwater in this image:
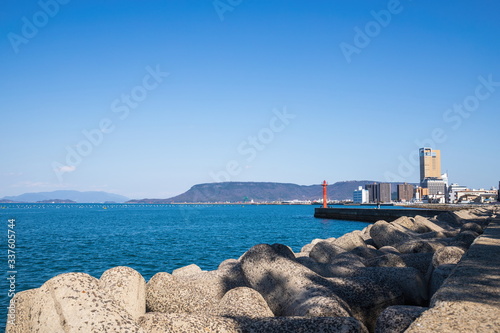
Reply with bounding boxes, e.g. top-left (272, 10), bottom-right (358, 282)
top-left (314, 207), bottom-right (449, 222)
top-left (6, 207), bottom-right (499, 333)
